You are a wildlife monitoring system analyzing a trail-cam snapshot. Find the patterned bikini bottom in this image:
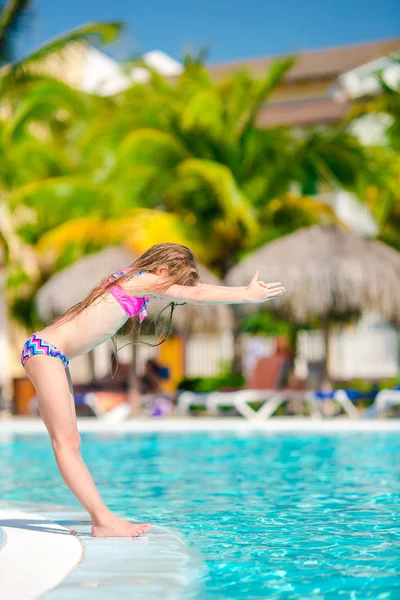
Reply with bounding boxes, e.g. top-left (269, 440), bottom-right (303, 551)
top-left (21, 332), bottom-right (70, 369)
